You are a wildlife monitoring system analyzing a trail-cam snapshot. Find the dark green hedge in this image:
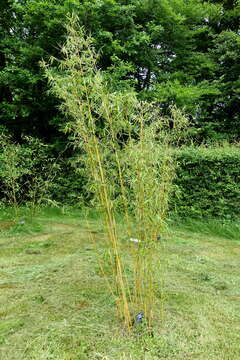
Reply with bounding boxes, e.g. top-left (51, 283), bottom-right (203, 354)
top-left (170, 146), bottom-right (240, 219)
top-left (51, 146), bottom-right (240, 219)
top-left (2, 143), bottom-right (238, 219)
